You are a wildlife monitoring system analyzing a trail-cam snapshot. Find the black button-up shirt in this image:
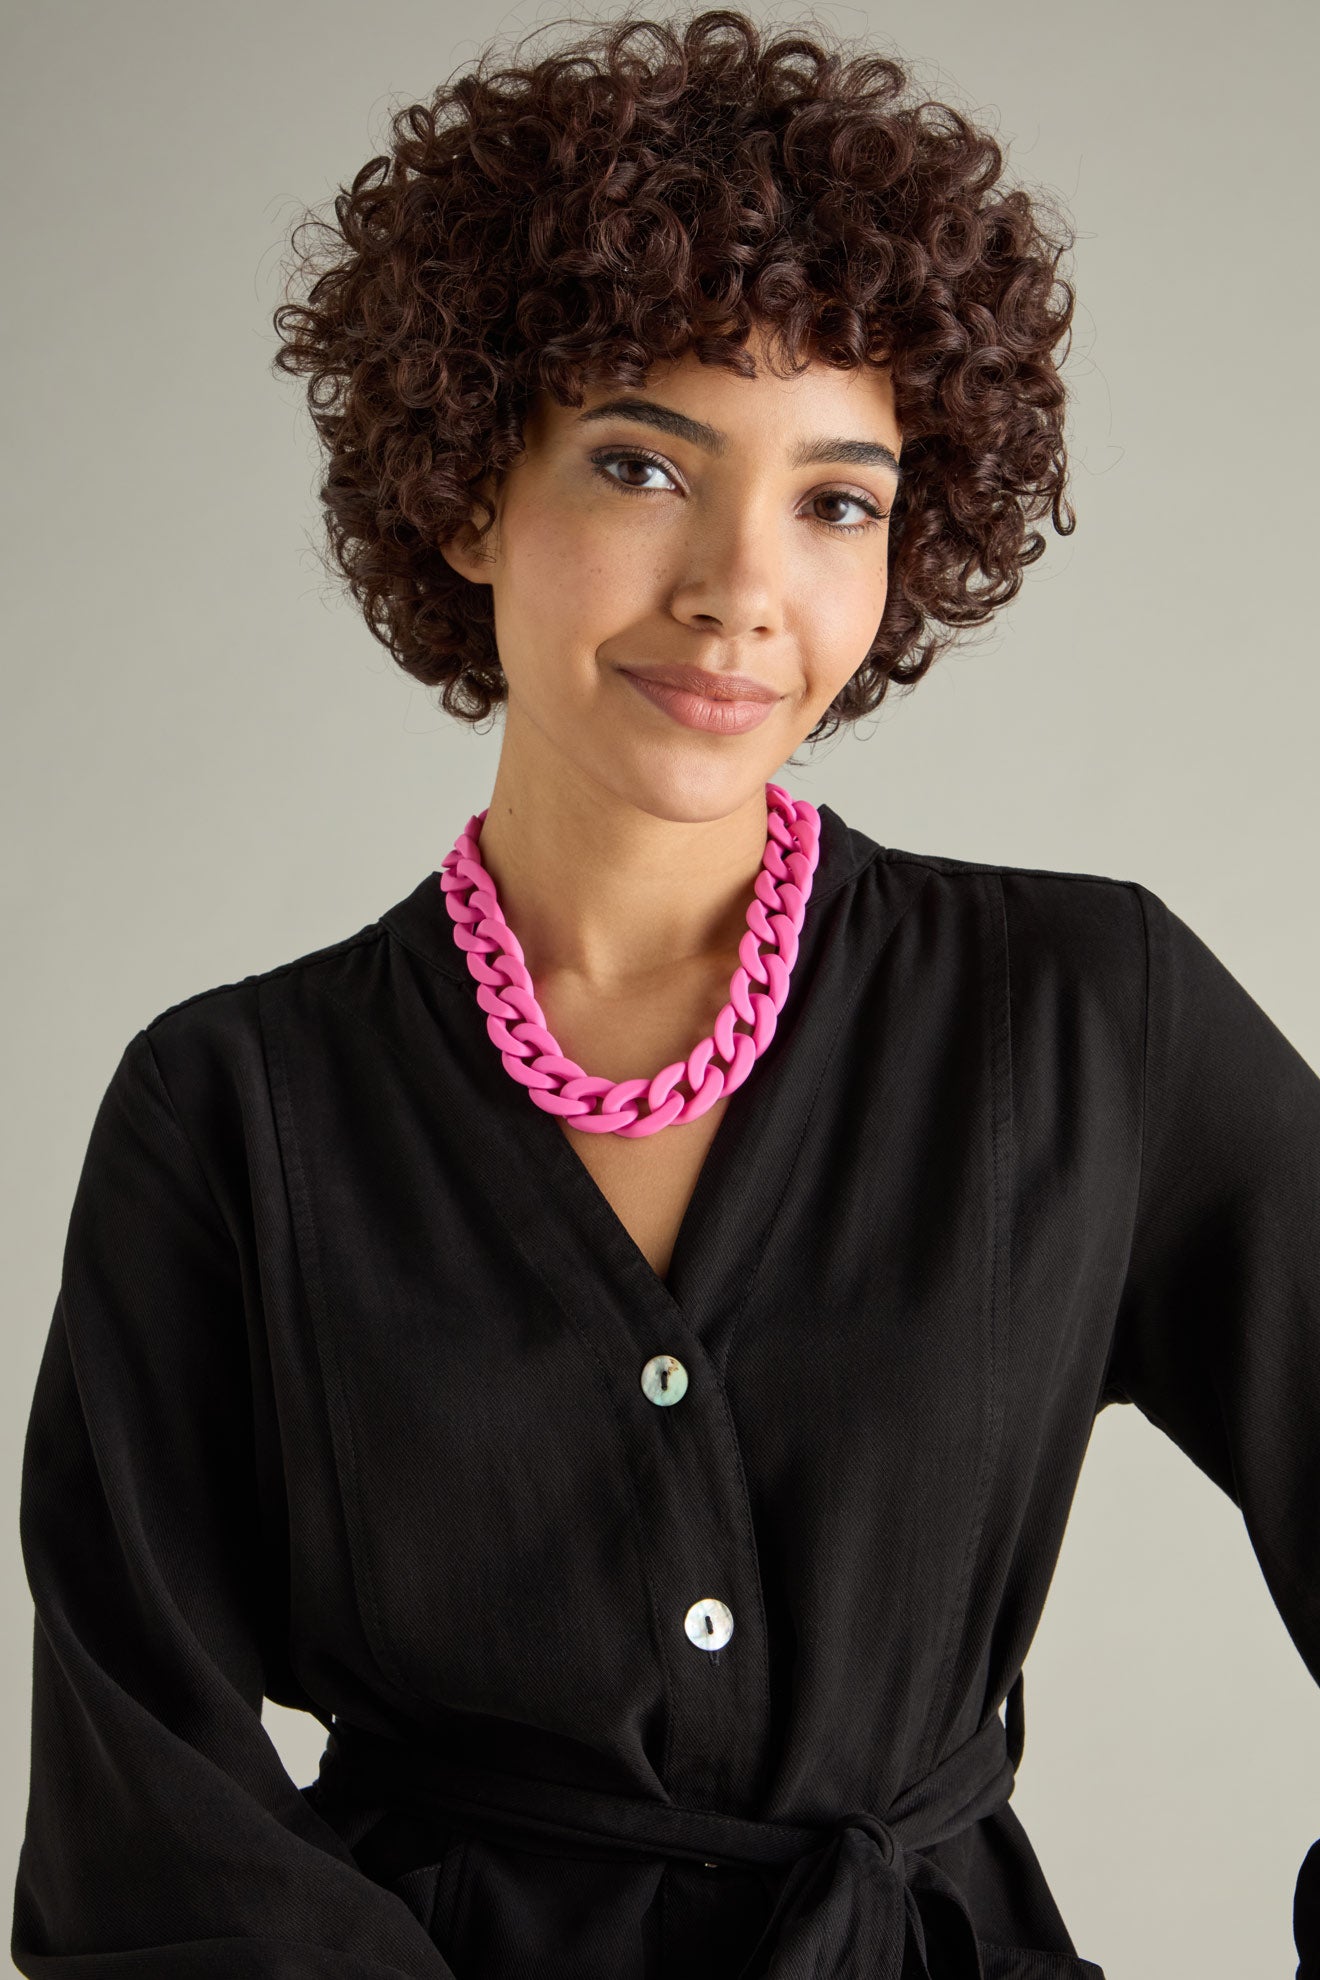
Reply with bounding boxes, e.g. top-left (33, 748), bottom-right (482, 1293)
top-left (12, 801), bottom-right (1320, 1977)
